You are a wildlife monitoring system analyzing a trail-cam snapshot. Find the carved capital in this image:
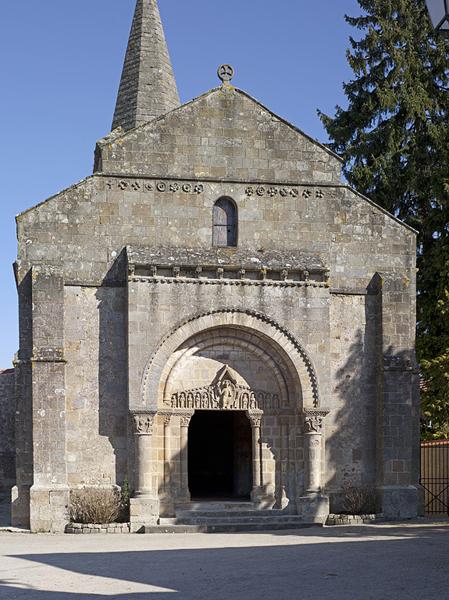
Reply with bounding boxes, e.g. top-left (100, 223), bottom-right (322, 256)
top-left (179, 412), bottom-right (194, 427)
top-left (247, 410), bottom-right (263, 429)
top-left (303, 410), bottom-right (329, 434)
top-left (161, 414), bottom-right (172, 427)
top-left (131, 411), bottom-right (156, 436)
top-left (158, 412), bottom-right (172, 427)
